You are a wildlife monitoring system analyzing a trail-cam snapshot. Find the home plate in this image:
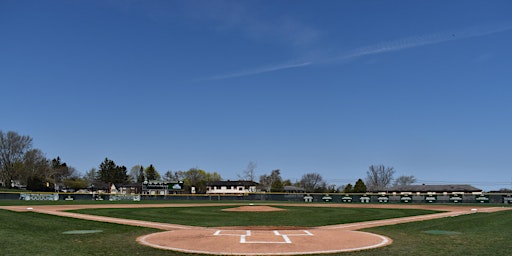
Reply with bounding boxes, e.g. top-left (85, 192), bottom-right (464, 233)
top-left (137, 228), bottom-right (391, 255)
